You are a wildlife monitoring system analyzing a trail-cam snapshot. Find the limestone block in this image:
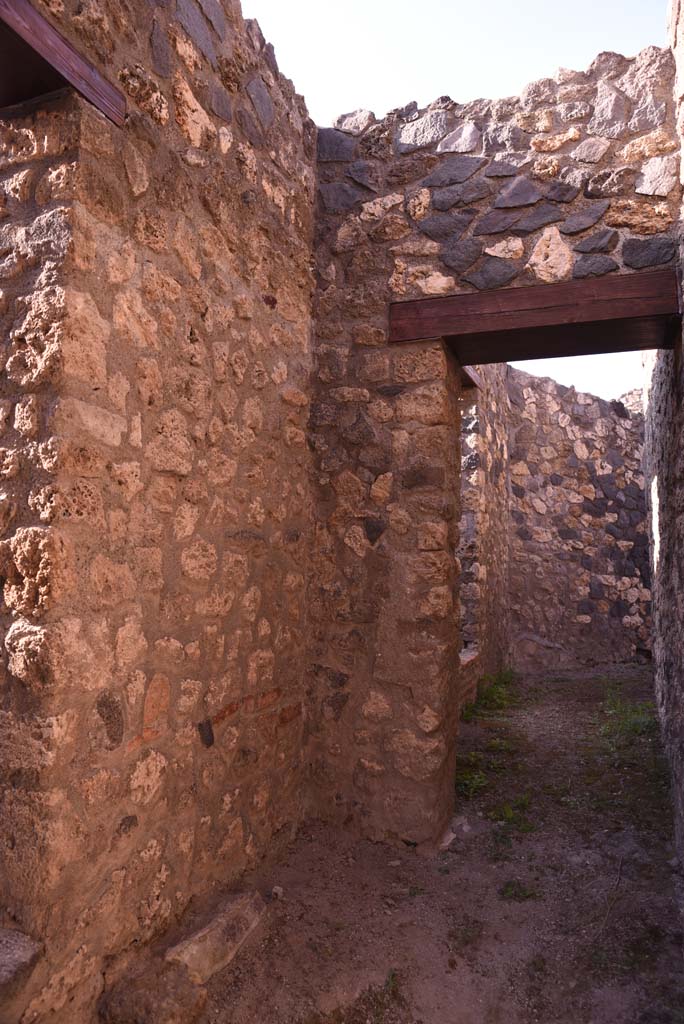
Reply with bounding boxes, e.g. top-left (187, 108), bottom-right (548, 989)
top-left (165, 893), bottom-right (266, 984)
top-left (0, 928), bottom-right (41, 999)
top-left (53, 398), bottom-right (126, 448)
top-left (437, 121), bottom-right (482, 153)
top-left (396, 110), bottom-right (450, 153)
top-left (528, 227), bottom-right (573, 283)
